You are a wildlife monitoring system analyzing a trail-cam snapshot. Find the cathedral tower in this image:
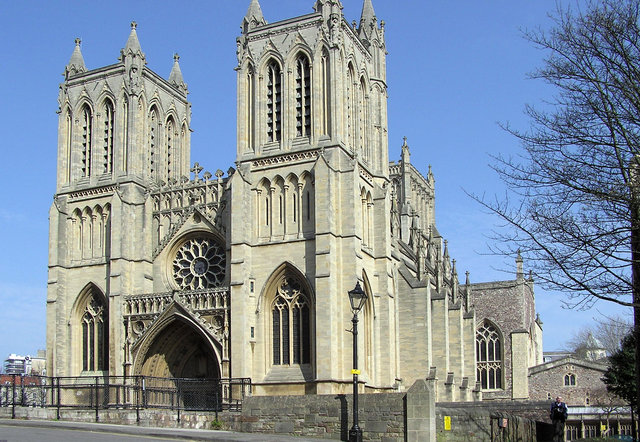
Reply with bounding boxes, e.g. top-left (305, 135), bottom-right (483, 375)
top-left (230, 0), bottom-right (395, 394)
top-left (47, 24), bottom-right (191, 376)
